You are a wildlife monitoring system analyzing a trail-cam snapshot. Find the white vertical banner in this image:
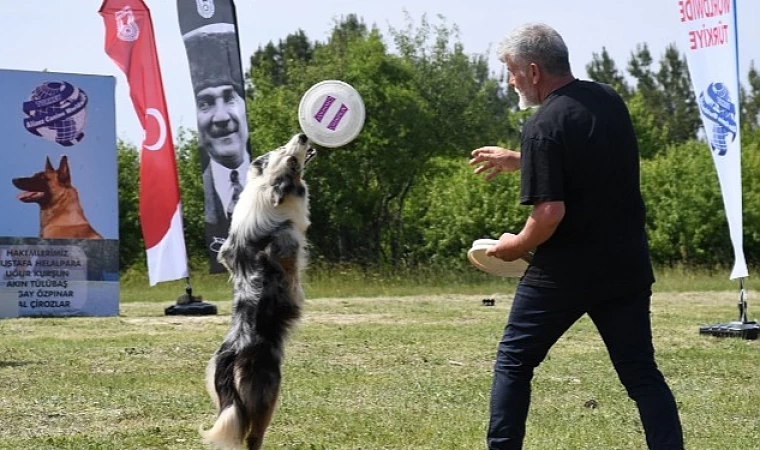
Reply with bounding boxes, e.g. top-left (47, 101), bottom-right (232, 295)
top-left (677, 0), bottom-right (747, 279)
